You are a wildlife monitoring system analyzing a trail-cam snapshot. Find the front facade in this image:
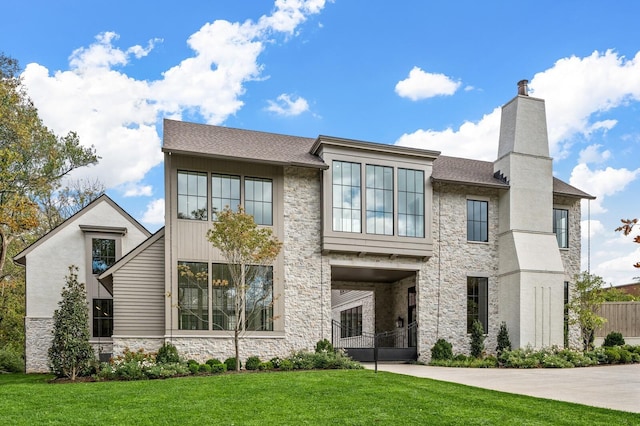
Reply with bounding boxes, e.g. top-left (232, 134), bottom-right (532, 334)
top-left (19, 85), bottom-right (593, 371)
